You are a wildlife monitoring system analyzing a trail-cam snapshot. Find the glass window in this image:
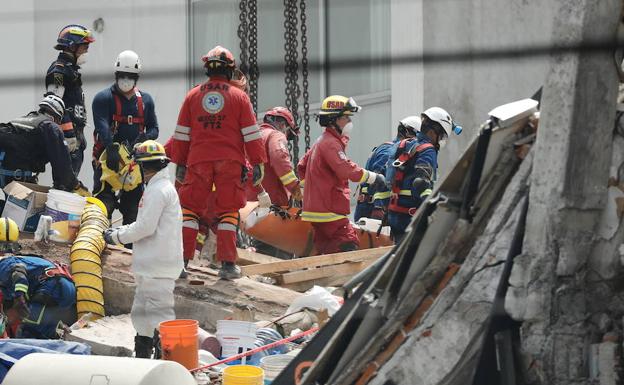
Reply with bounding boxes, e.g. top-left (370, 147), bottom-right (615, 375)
top-left (327, 0), bottom-right (390, 96)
